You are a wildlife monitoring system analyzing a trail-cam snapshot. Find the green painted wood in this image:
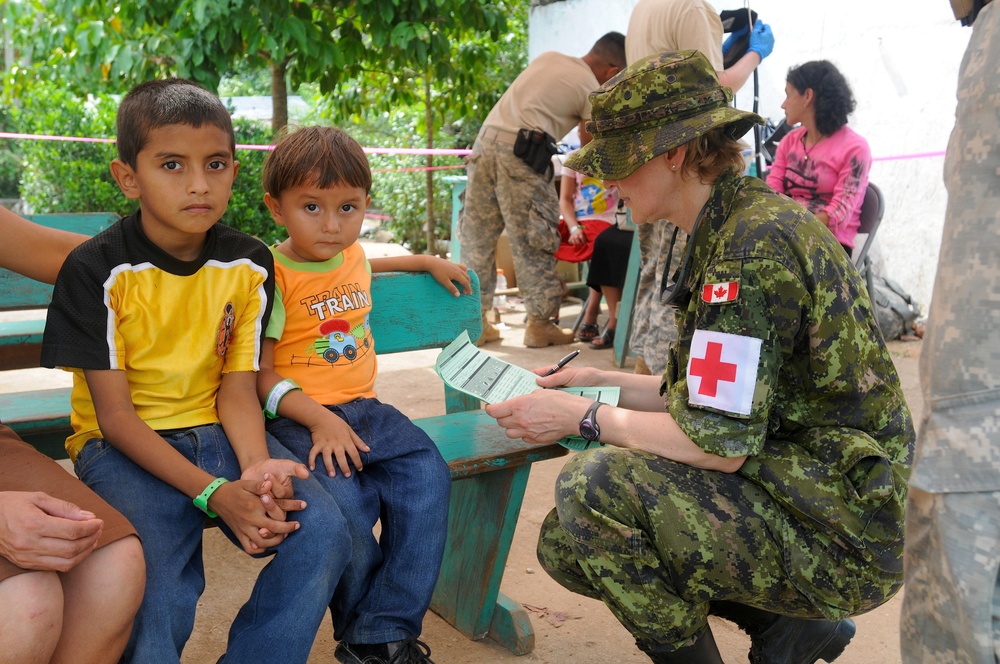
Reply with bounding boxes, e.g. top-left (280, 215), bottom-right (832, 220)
top-left (430, 464), bottom-right (532, 638)
top-left (369, 270), bottom-right (481, 354)
top-left (0, 214), bottom-right (117, 311)
top-left (614, 228), bottom-right (643, 368)
top-left (489, 592), bottom-right (535, 655)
